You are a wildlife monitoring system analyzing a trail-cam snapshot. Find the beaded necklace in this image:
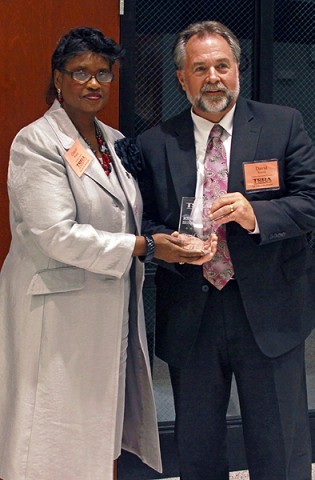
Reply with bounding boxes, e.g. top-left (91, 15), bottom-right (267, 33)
top-left (81, 121), bottom-right (112, 176)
